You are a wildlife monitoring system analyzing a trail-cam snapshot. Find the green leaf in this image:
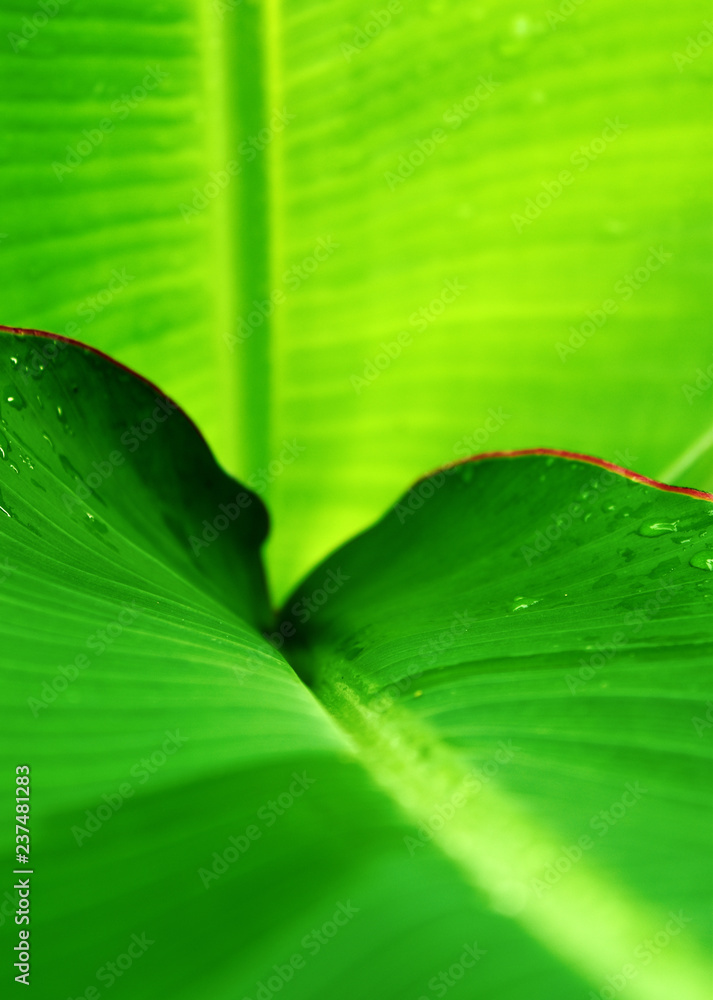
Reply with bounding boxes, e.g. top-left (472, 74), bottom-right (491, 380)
top-left (1, 330), bottom-right (712, 997)
top-left (0, 330), bottom-right (593, 999)
top-left (284, 450), bottom-right (713, 999)
top-left (1, 1), bottom-right (711, 597)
